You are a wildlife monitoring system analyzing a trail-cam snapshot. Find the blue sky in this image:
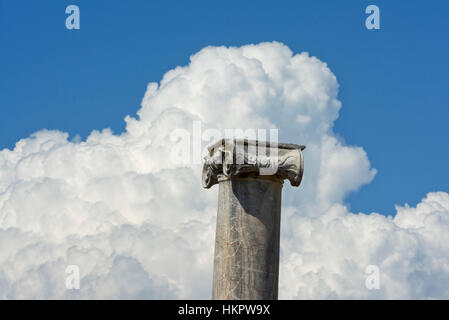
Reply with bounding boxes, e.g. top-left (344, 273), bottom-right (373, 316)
top-left (1, 0), bottom-right (448, 215)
